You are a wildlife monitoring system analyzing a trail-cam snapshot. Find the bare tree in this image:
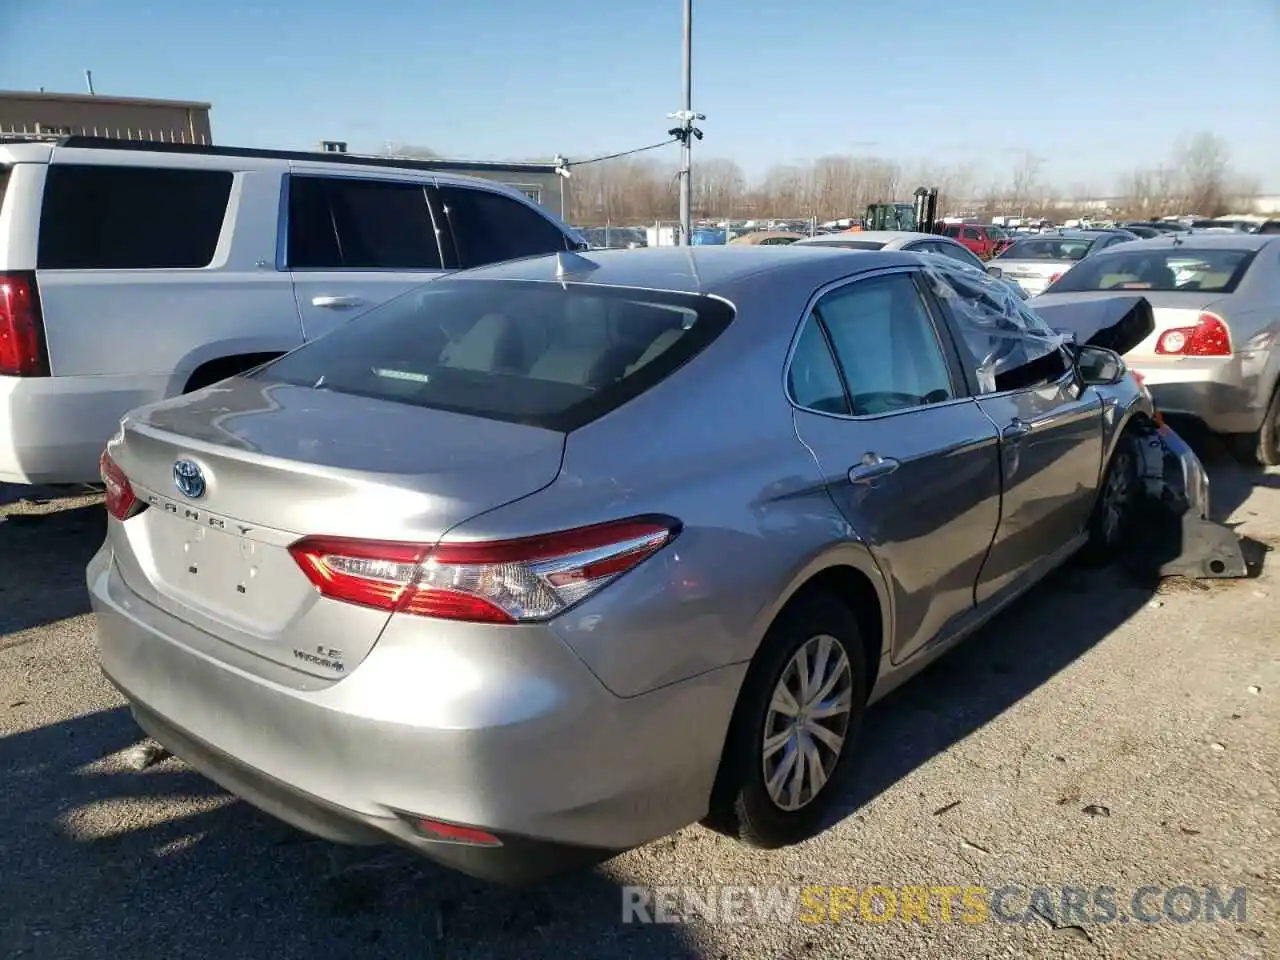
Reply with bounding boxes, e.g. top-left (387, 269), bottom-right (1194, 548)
top-left (694, 158), bottom-right (746, 219)
top-left (554, 131), bottom-right (1256, 226)
top-left (1176, 131), bottom-right (1231, 215)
